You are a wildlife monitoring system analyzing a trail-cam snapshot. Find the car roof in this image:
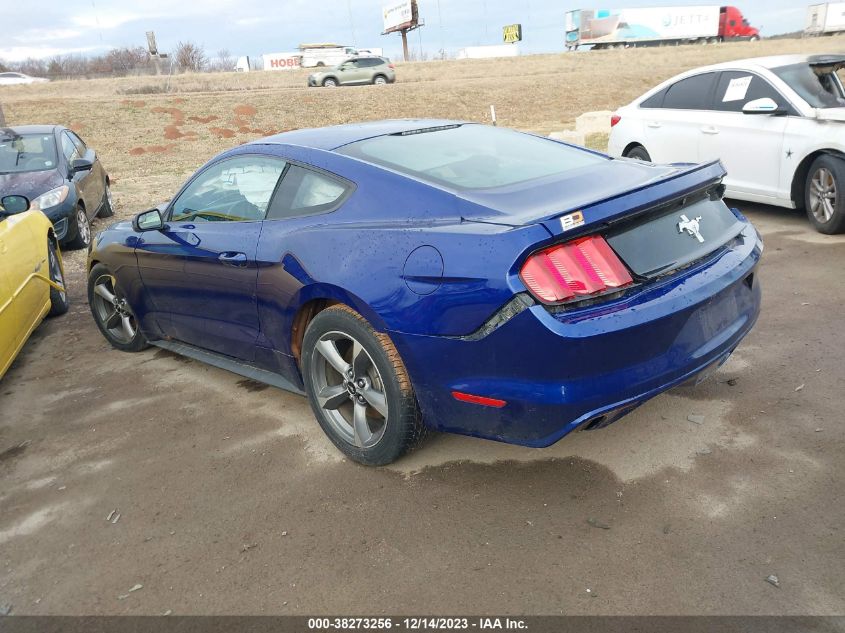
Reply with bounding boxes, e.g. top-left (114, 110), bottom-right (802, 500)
top-left (1, 124), bottom-right (60, 135)
top-left (690, 54), bottom-right (840, 74)
top-left (257, 119), bottom-right (464, 151)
